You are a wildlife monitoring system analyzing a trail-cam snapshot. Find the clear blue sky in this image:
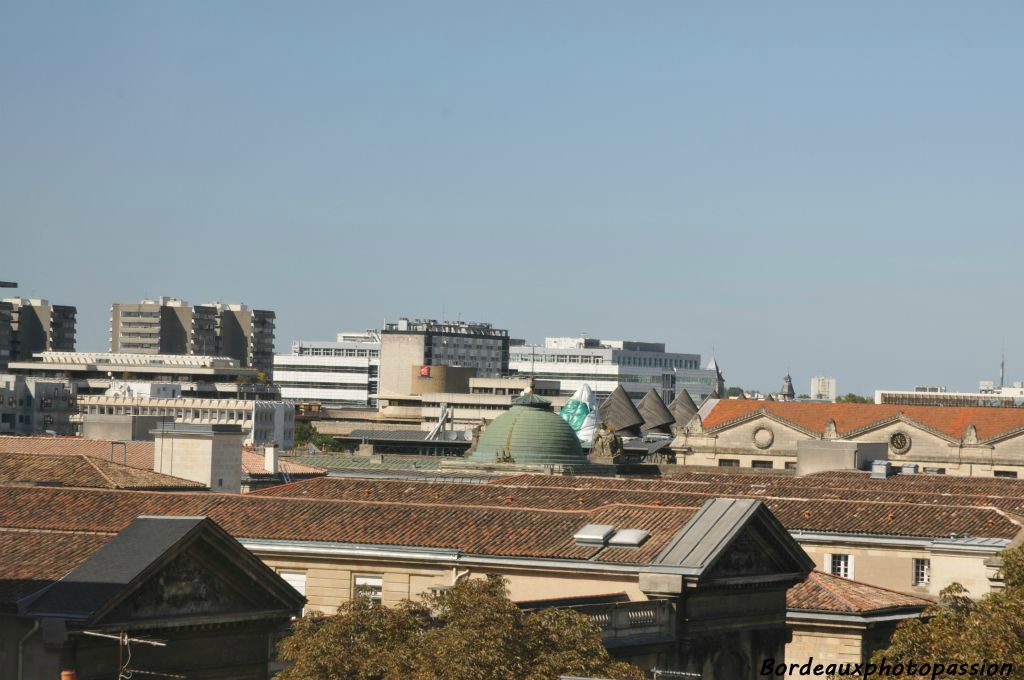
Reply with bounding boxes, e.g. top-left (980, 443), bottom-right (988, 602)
top-left (3, 1), bottom-right (1022, 395)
